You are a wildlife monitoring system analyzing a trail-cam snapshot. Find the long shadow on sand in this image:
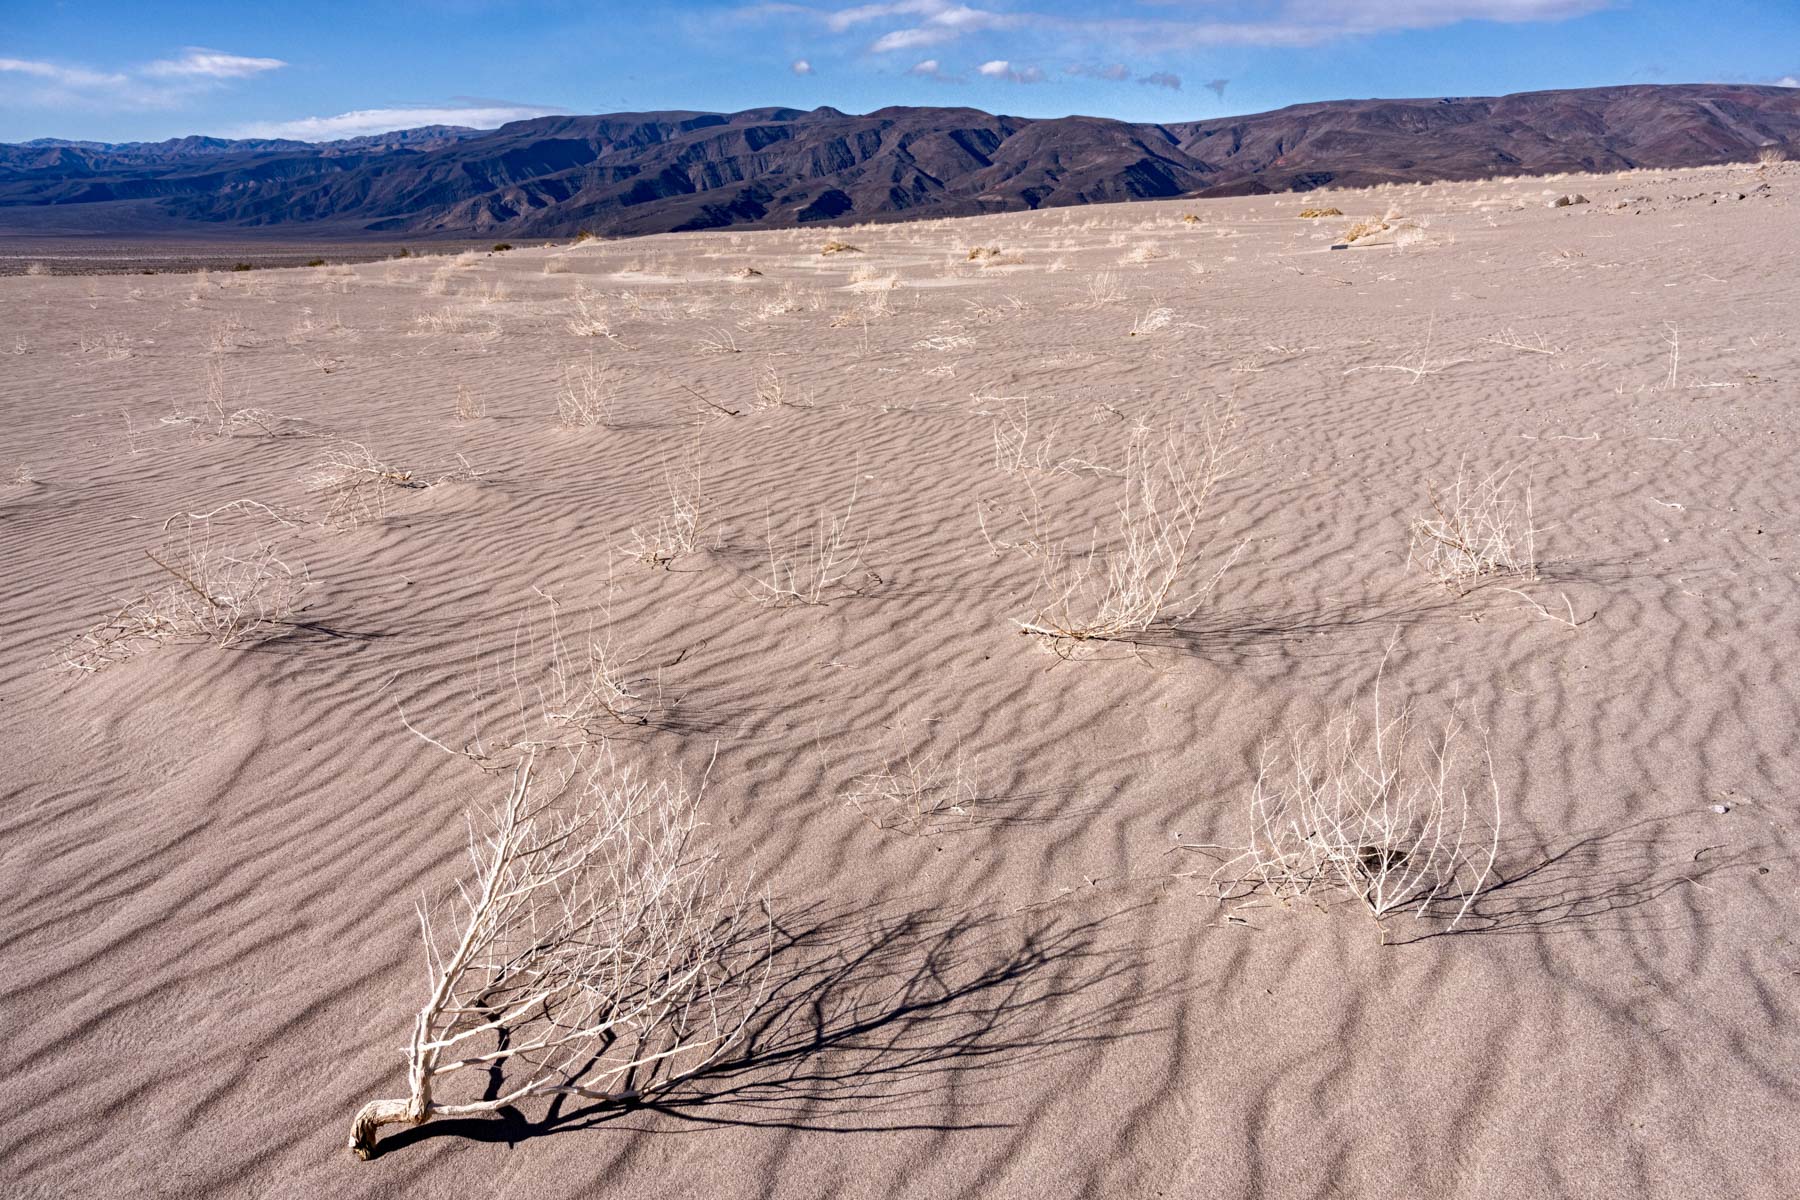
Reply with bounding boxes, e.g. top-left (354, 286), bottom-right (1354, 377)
top-left (370, 898), bottom-right (1166, 1156)
top-left (1393, 810), bottom-right (1778, 944)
